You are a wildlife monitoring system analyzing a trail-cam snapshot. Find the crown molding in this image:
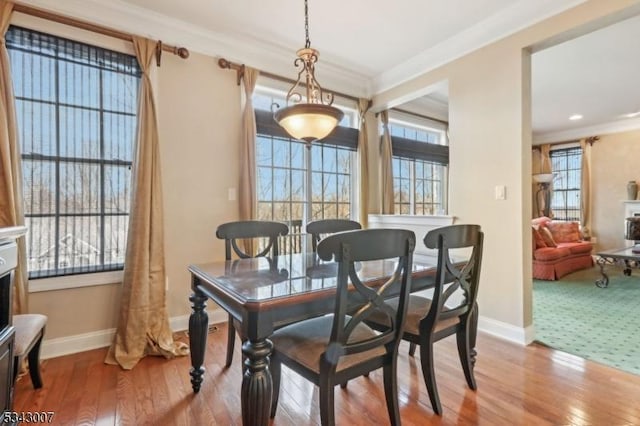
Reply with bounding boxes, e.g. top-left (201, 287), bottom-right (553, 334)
top-left (533, 117), bottom-right (640, 144)
top-left (16, 0), bottom-right (588, 99)
top-left (15, 0), bottom-right (371, 98)
top-left (371, 0), bottom-right (588, 94)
